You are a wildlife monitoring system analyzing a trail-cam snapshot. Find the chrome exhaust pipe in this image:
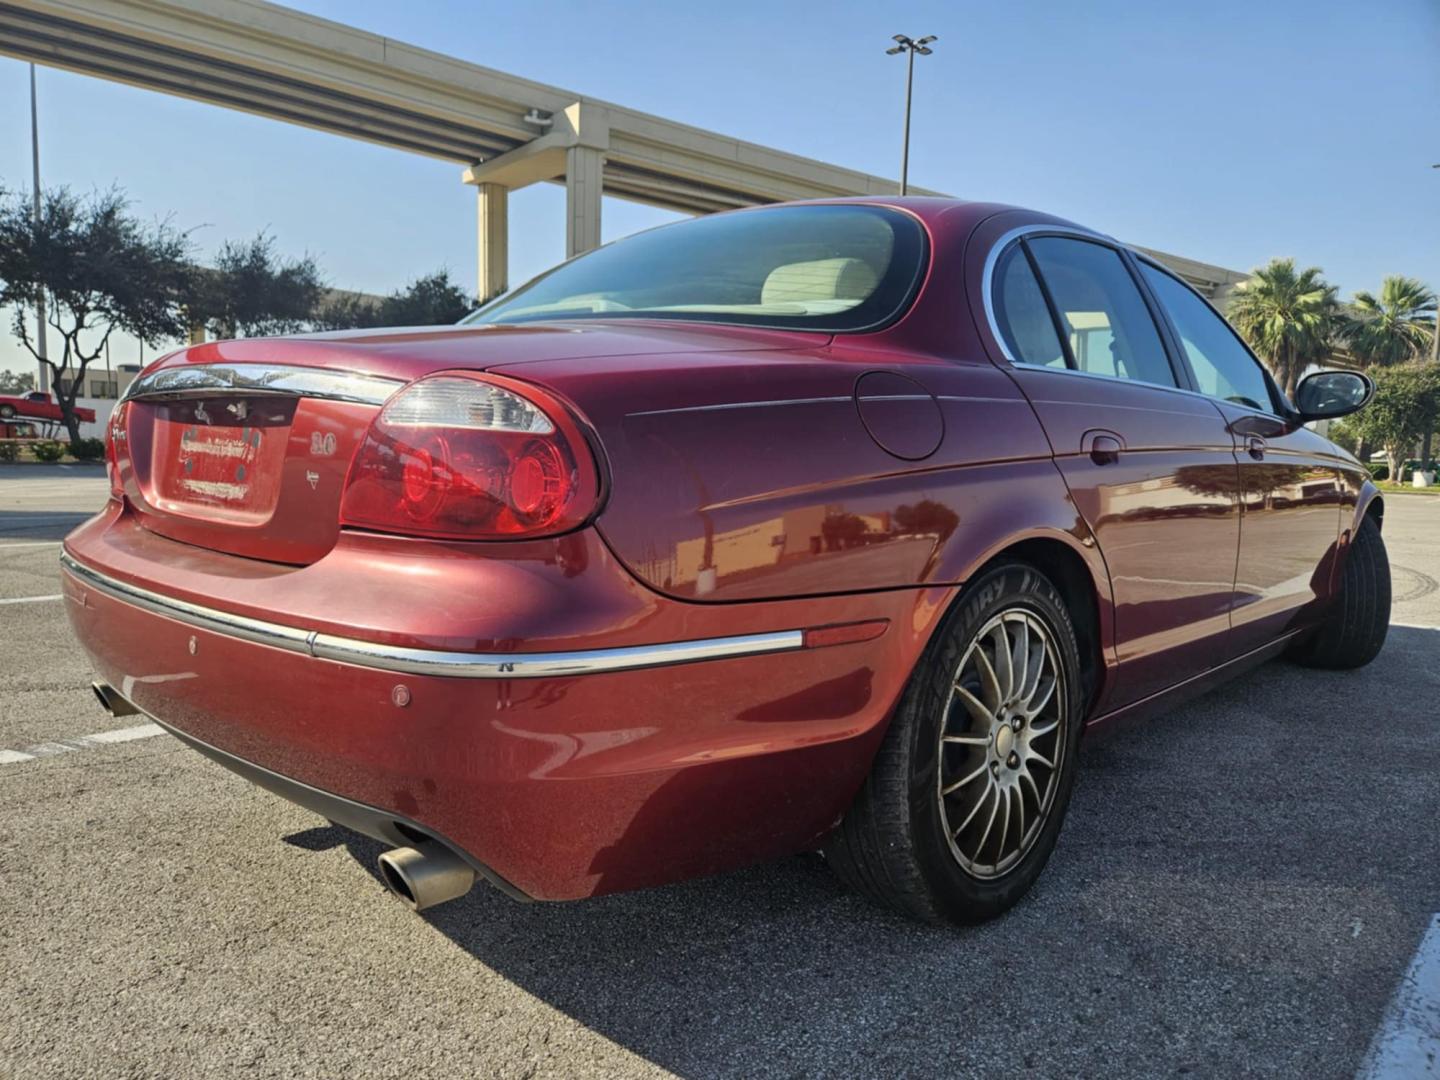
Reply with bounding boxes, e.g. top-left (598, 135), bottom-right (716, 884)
top-left (377, 842), bottom-right (476, 912)
top-left (91, 681), bottom-right (140, 718)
